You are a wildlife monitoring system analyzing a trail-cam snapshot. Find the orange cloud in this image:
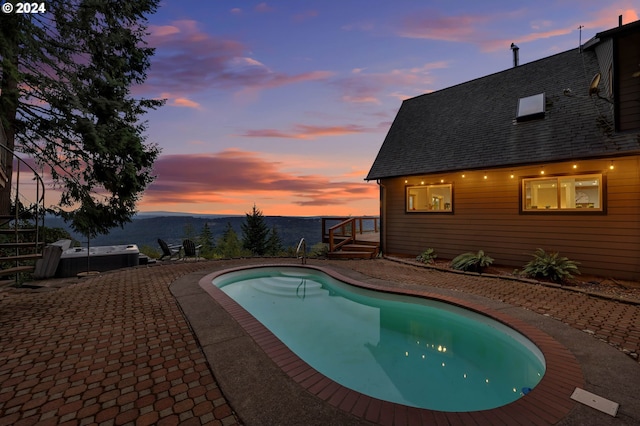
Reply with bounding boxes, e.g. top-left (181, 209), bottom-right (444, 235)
top-left (172, 97), bottom-right (201, 109)
top-left (142, 150), bottom-right (378, 211)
